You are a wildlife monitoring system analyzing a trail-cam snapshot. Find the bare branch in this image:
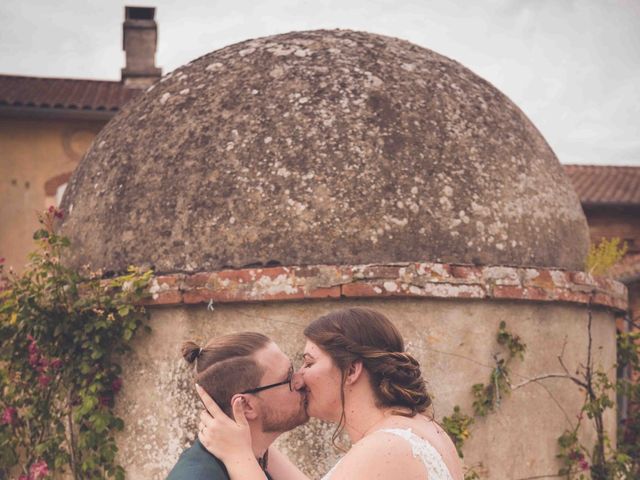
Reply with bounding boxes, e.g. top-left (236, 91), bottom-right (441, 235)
top-left (535, 379), bottom-right (574, 426)
top-left (417, 345), bottom-right (497, 371)
top-left (511, 373), bottom-right (581, 390)
top-left (557, 337), bottom-right (573, 377)
top-left (514, 473), bottom-right (567, 480)
top-left (514, 474), bottom-right (564, 480)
